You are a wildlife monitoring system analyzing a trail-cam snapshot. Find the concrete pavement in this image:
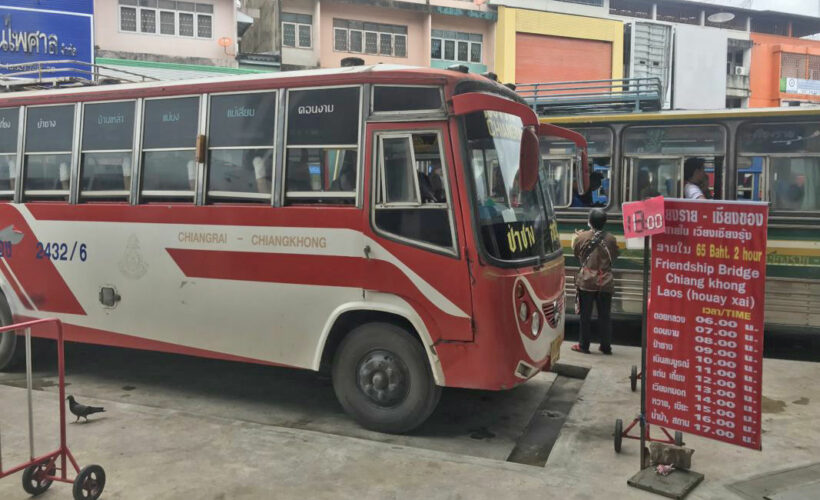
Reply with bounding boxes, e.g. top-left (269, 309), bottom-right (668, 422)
top-left (0, 342), bottom-right (817, 499)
